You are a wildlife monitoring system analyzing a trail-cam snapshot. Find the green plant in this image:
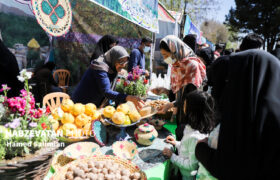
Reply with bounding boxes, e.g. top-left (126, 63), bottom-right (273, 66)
top-left (0, 69), bottom-right (53, 160)
top-left (116, 66), bottom-right (149, 97)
